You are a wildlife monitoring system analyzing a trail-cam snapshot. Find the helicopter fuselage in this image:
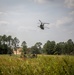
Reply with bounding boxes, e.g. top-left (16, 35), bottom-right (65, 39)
top-left (40, 24), bottom-right (44, 30)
